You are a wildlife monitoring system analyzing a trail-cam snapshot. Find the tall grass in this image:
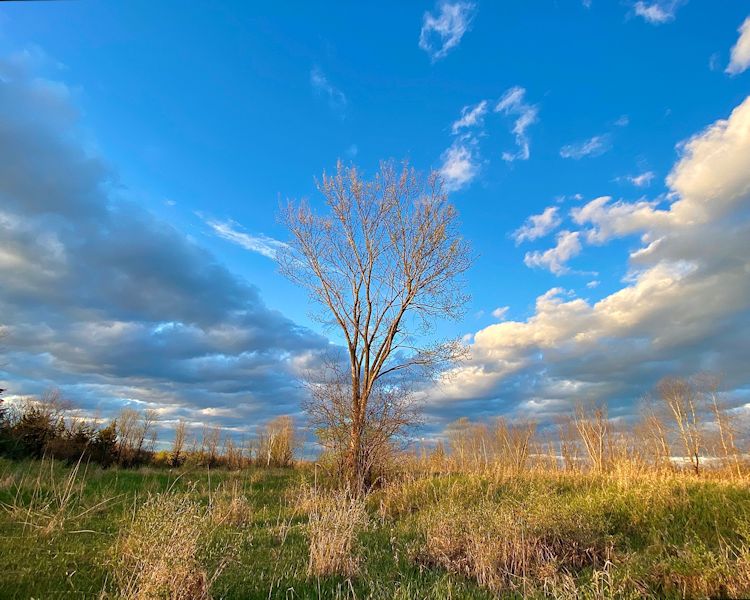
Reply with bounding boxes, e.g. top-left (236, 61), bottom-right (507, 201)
top-left (299, 485), bottom-right (368, 578)
top-left (375, 470), bottom-right (750, 598)
top-left (110, 488), bottom-right (238, 599)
